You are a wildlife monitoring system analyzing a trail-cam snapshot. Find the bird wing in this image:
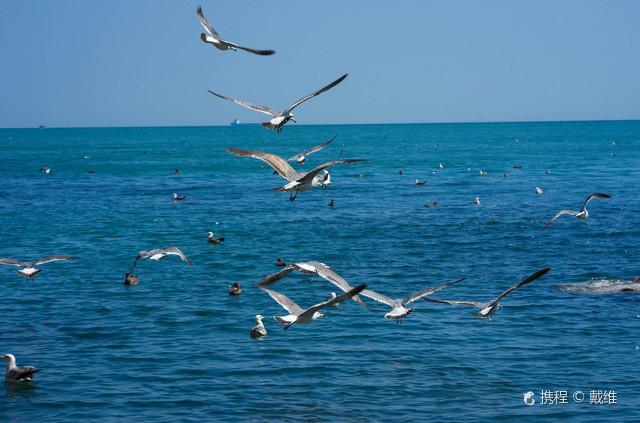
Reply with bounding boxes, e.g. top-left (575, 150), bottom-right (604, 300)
top-left (490, 267), bottom-right (551, 305)
top-left (226, 147), bottom-right (298, 180)
top-left (287, 135), bottom-right (337, 162)
top-left (196, 6), bottom-right (219, 37)
top-left (32, 256), bottom-right (73, 266)
top-left (225, 41), bottom-right (275, 56)
top-left (260, 286), bottom-right (304, 315)
top-left (294, 261), bottom-right (369, 308)
top-left (583, 192), bottom-right (611, 208)
top-left (359, 288), bottom-right (395, 307)
top-left (208, 91), bottom-right (277, 117)
top-left (544, 209), bottom-right (578, 227)
top-left (301, 284), bottom-right (367, 318)
top-left (6, 366), bottom-right (41, 381)
top-left (160, 246), bottom-right (192, 265)
top-left (257, 265), bottom-right (296, 287)
top-left (402, 278), bottom-right (467, 305)
top-left (283, 74), bottom-right (348, 114)
top-left (297, 159), bottom-right (367, 184)
top-left (422, 297), bottom-right (486, 308)
top-left (0, 258), bottom-right (26, 267)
